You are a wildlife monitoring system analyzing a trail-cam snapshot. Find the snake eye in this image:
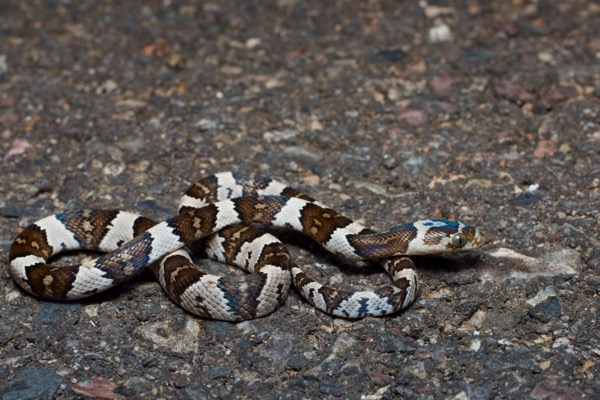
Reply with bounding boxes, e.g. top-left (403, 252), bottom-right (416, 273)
top-left (451, 233), bottom-right (467, 249)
